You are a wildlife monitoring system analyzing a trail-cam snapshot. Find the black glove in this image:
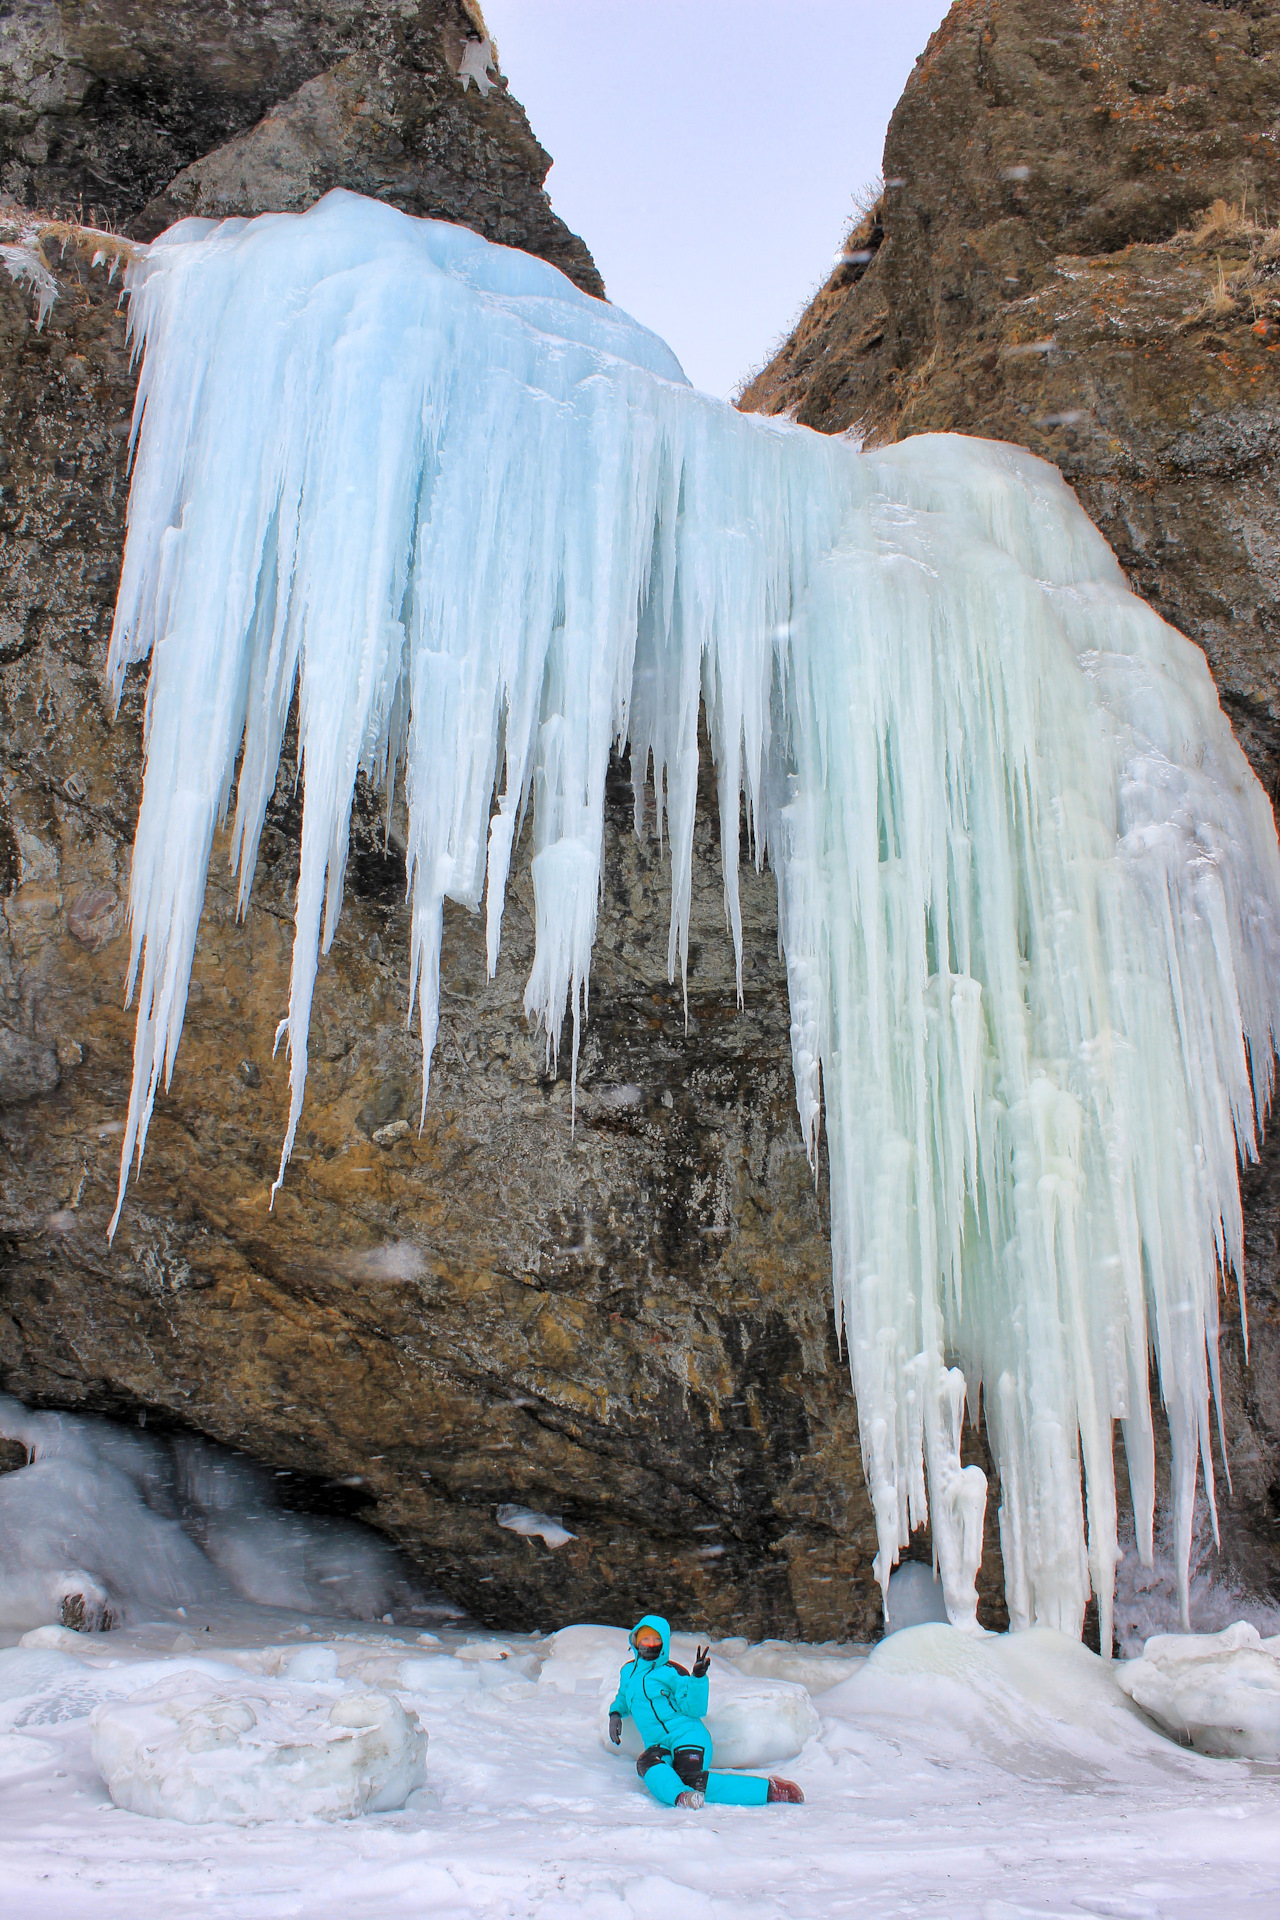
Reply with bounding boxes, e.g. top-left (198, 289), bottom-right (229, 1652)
top-left (692, 1644), bottom-right (710, 1678)
top-left (609, 1711), bottom-right (623, 1745)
